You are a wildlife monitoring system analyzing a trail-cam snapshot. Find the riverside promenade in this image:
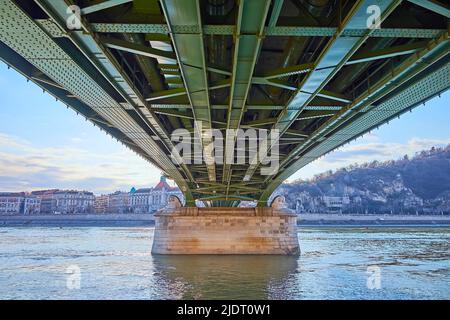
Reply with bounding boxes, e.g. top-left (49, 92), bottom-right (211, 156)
top-left (0, 214), bottom-right (155, 227)
top-left (297, 214), bottom-right (450, 226)
top-left (0, 213), bottom-right (449, 227)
